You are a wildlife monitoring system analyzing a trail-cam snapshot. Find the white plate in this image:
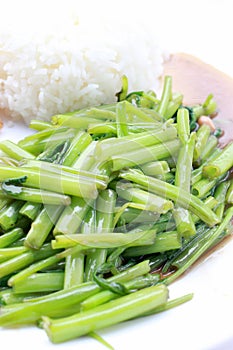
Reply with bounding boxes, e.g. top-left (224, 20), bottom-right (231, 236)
top-left (0, 1), bottom-right (233, 349)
